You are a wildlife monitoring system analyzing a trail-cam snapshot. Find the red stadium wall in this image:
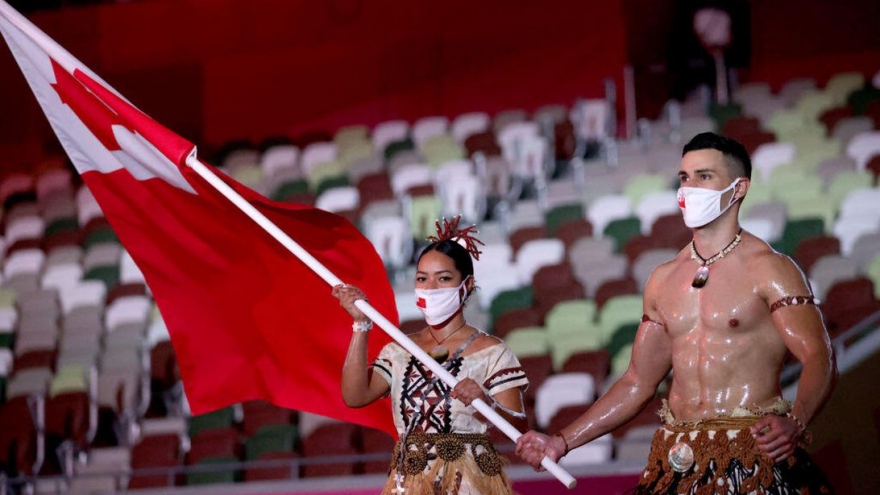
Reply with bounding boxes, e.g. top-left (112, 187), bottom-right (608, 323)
top-left (0, 0), bottom-right (628, 165)
top-left (748, 0), bottom-right (880, 90)
top-left (0, 0), bottom-right (878, 168)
